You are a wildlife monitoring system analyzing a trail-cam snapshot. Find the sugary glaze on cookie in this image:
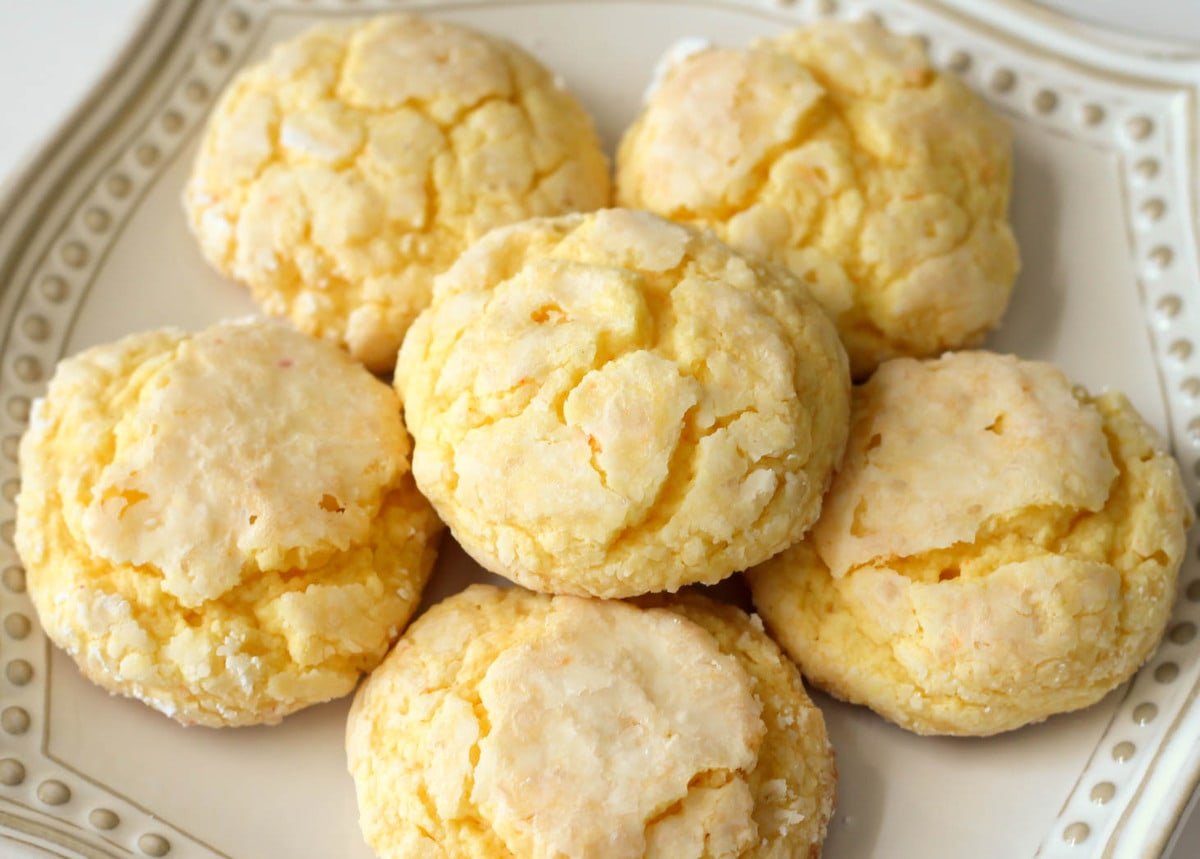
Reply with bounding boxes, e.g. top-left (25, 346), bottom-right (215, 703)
top-left (814, 351), bottom-right (1117, 577)
top-left (474, 598), bottom-right (762, 856)
top-left (643, 593), bottom-right (837, 857)
top-left (16, 319), bottom-right (441, 726)
top-left (185, 15), bottom-right (610, 370)
top-left (617, 20), bottom-right (1019, 377)
top-left (347, 585), bottom-right (836, 858)
top-left (748, 352), bottom-right (1192, 735)
top-left (397, 209), bottom-right (850, 598)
